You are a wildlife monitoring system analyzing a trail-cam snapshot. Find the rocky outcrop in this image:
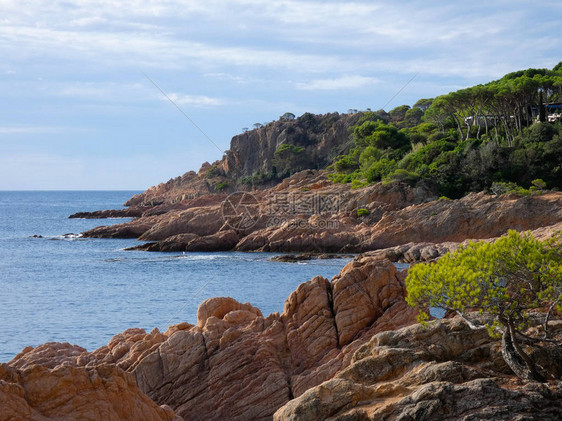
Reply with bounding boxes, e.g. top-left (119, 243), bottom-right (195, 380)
top-left (223, 112), bottom-right (360, 180)
top-left (78, 167), bottom-right (562, 254)
top-left (68, 207), bottom-right (147, 219)
top-left (120, 112), bottom-right (361, 208)
top-left (362, 191), bottom-right (562, 248)
top-left (237, 191), bottom-right (562, 252)
top-left (274, 318), bottom-right (562, 420)
top-left (7, 256), bottom-right (417, 421)
top-left (0, 362), bottom-right (180, 421)
top-left (80, 170), bottom-right (435, 247)
top-left (359, 220), bottom-right (562, 264)
top-left (129, 257), bottom-right (417, 420)
top-left (5, 244), bottom-right (562, 420)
